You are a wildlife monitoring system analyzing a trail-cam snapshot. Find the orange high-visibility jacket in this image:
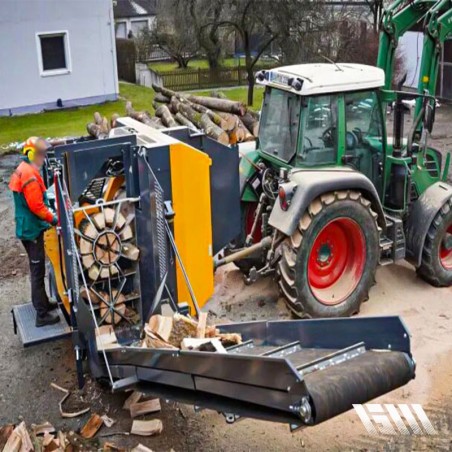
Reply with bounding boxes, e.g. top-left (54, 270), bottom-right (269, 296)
top-left (9, 159), bottom-right (54, 240)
